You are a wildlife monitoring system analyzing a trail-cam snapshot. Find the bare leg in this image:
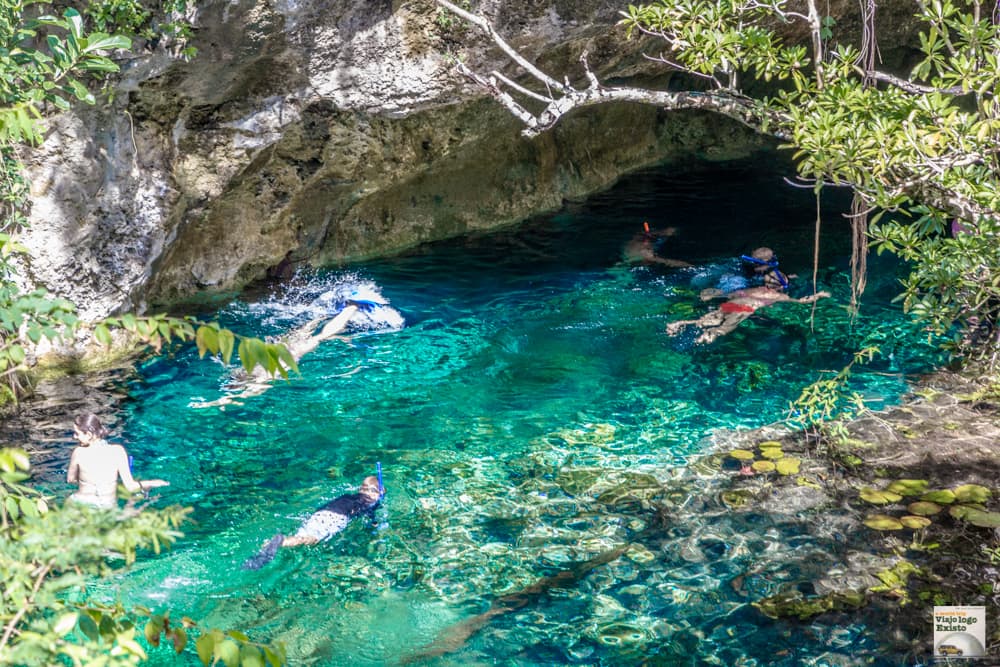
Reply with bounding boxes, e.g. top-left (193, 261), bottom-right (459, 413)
top-left (281, 535), bottom-right (319, 547)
